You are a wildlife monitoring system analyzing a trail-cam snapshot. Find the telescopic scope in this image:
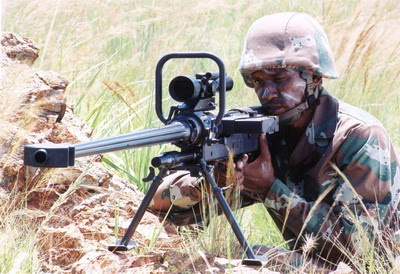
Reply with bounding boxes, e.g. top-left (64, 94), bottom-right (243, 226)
top-left (169, 73), bottom-right (233, 102)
